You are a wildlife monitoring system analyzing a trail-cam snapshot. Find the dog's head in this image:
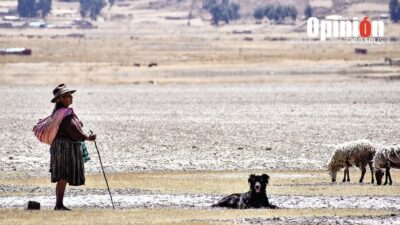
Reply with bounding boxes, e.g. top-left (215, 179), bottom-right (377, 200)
top-left (248, 174), bottom-right (269, 194)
